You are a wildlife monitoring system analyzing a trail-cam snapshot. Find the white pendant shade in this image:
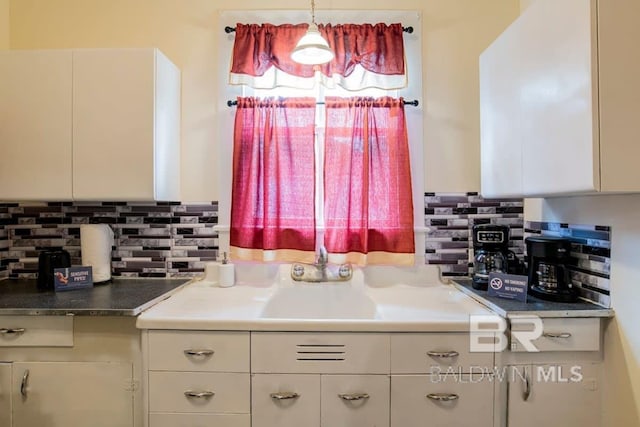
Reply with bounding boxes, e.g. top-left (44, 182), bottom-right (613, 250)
top-left (291, 23), bottom-right (334, 65)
